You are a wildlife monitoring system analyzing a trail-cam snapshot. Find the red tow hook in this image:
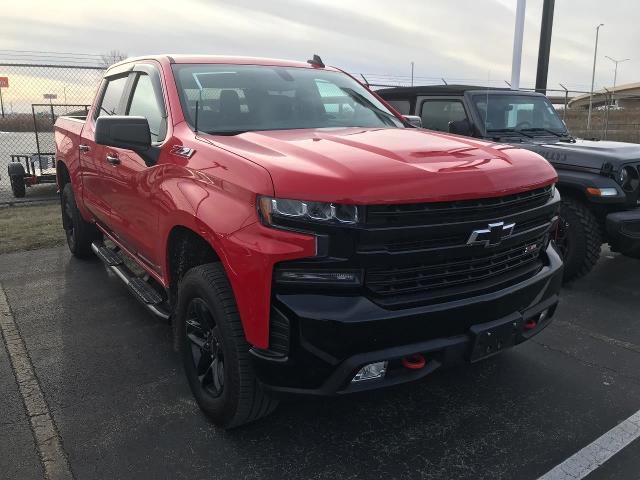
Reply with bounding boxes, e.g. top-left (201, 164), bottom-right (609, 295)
top-left (401, 353), bottom-right (426, 370)
top-left (524, 319), bottom-right (538, 331)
